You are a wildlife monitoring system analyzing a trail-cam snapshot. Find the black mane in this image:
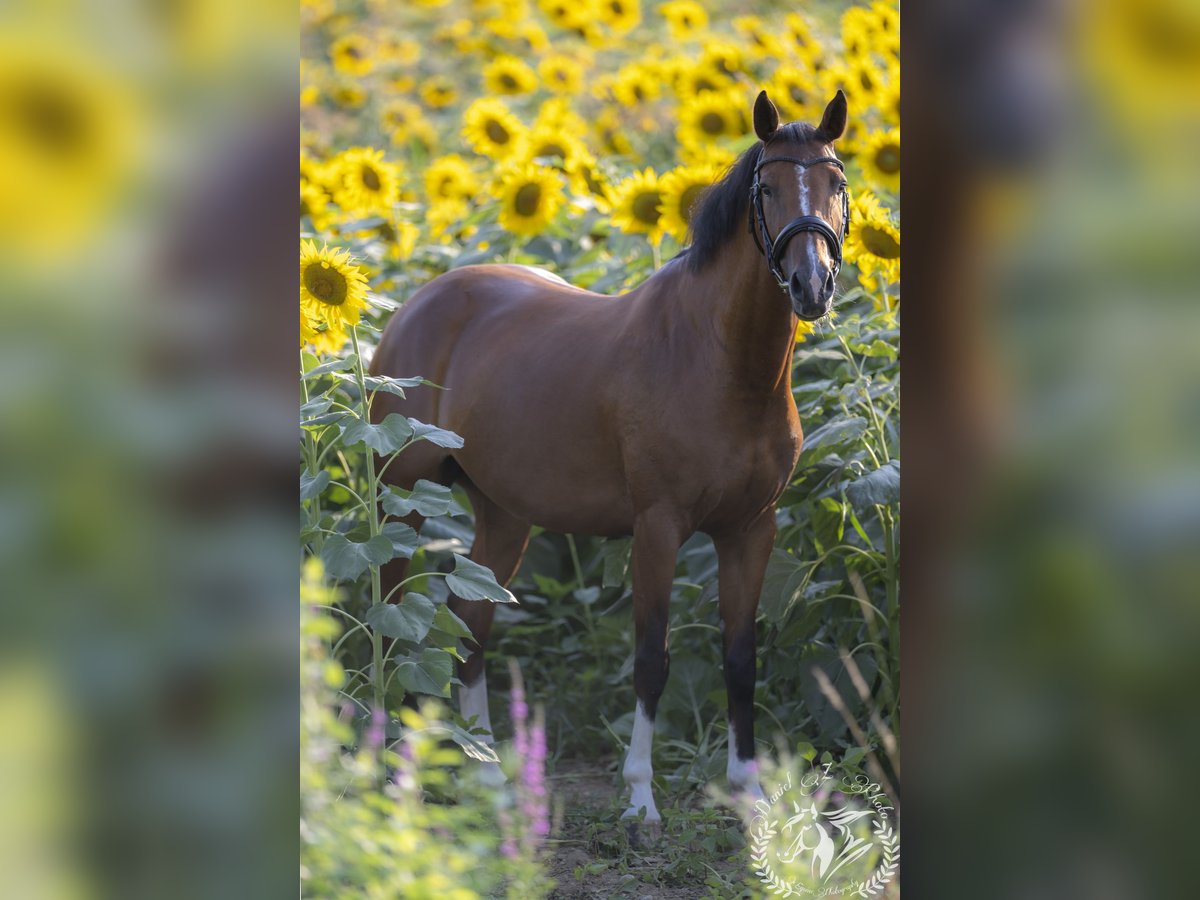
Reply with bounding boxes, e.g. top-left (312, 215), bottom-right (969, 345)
top-left (684, 122), bottom-right (820, 273)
